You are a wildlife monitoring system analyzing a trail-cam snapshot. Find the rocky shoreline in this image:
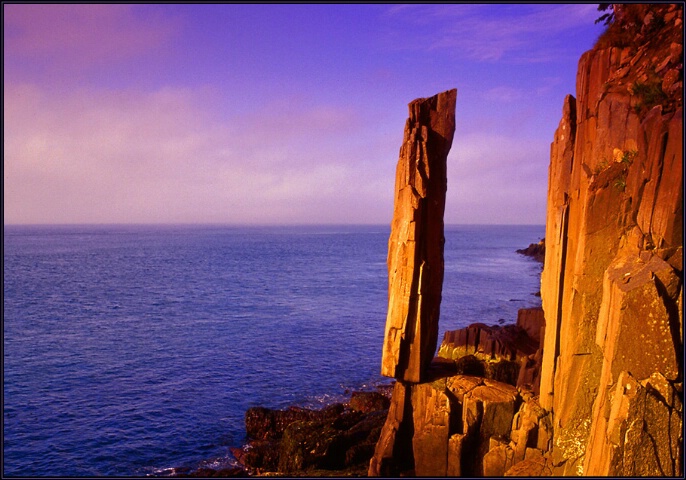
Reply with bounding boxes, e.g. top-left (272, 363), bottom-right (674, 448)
top-left (515, 238), bottom-right (545, 263)
top-left (163, 386), bottom-right (392, 477)
top-left (165, 307), bottom-right (544, 478)
top-left (231, 387), bottom-right (392, 476)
